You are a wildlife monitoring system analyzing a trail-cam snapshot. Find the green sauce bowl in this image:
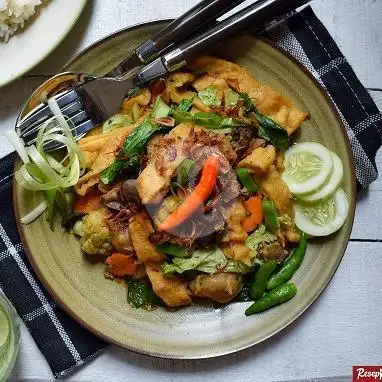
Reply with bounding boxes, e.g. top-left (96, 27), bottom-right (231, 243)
top-left (0, 292), bottom-right (20, 381)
